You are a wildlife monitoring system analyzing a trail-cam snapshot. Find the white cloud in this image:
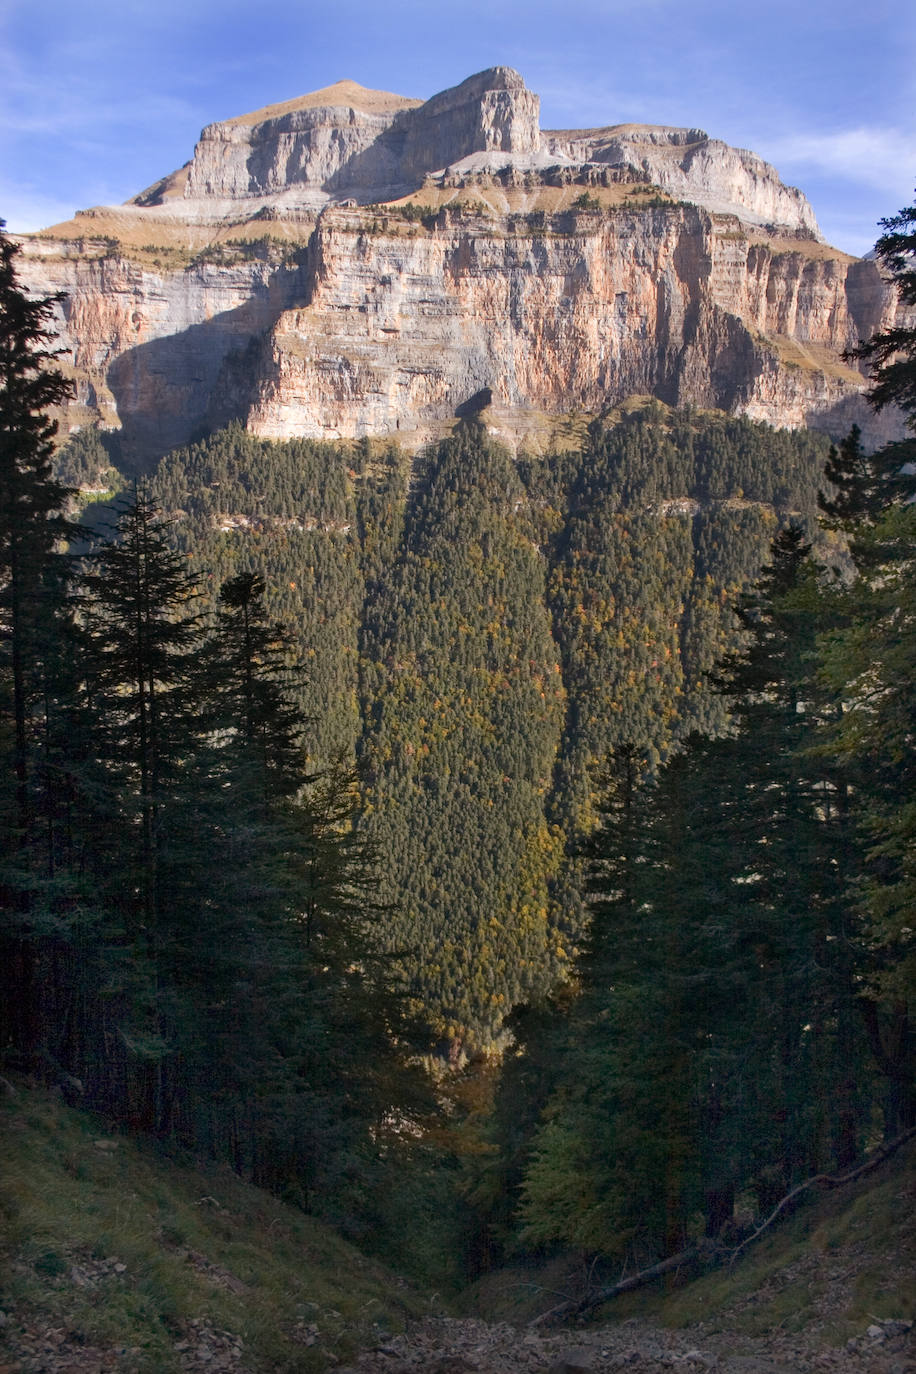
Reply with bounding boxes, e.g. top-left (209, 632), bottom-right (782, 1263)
top-left (765, 127), bottom-right (916, 193)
